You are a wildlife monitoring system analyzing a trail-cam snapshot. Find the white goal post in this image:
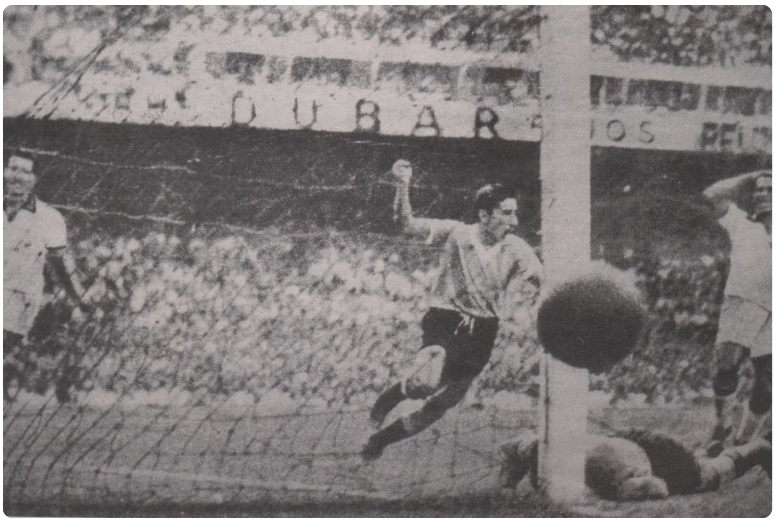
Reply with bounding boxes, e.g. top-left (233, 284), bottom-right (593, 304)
top-left (537, 5), bottom-right (592, 504)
